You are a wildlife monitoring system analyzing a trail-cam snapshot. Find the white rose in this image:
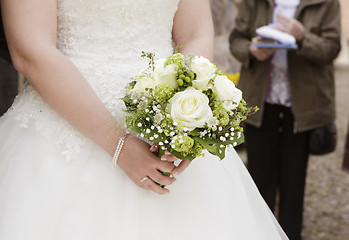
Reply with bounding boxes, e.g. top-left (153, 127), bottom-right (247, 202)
top-left (191, 56), bottom-right (216, 90)
top-left (132, 76), bottom-right (156, 93)
top-left (153, 58), bottom-right (178, 89)
top-left (214, 75), bottom-right (242, 110)
top-left (168, 88), bottom-right (213, 131)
